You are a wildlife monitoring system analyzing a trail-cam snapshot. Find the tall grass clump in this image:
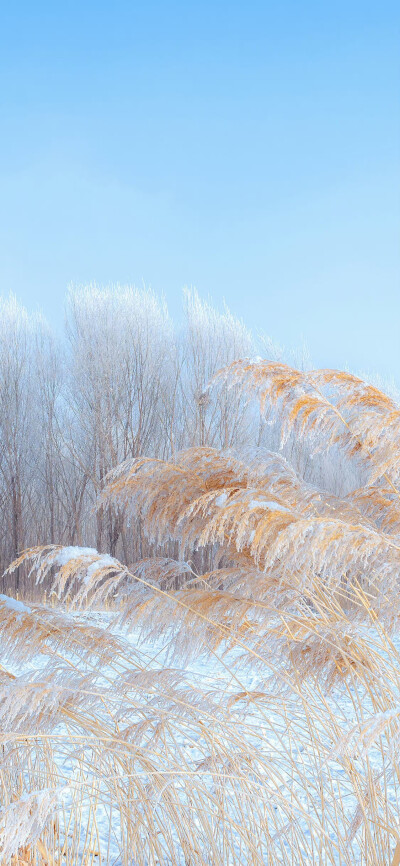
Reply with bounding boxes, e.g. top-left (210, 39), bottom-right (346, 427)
top-left (2, 359), bottom-right (400, 864)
